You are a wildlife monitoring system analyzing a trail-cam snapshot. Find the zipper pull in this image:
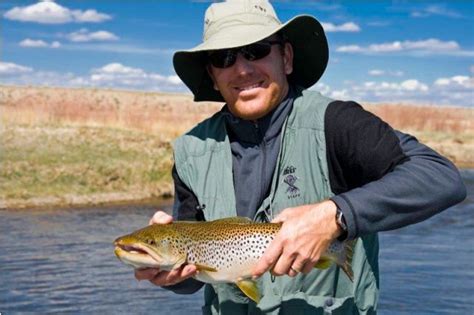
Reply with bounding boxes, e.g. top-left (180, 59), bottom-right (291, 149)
top-left (195, 204), bottom-right (206, 221)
